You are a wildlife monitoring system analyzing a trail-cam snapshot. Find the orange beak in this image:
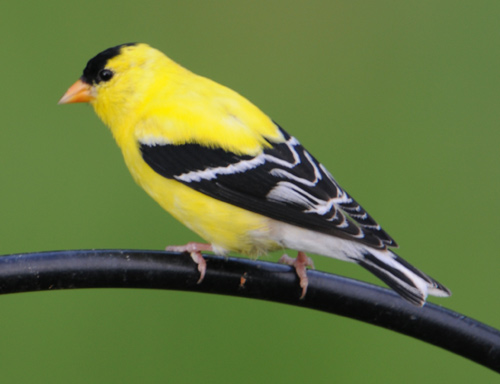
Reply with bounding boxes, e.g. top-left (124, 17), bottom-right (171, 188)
top-left (58, 79), bottom-right (93, 104)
